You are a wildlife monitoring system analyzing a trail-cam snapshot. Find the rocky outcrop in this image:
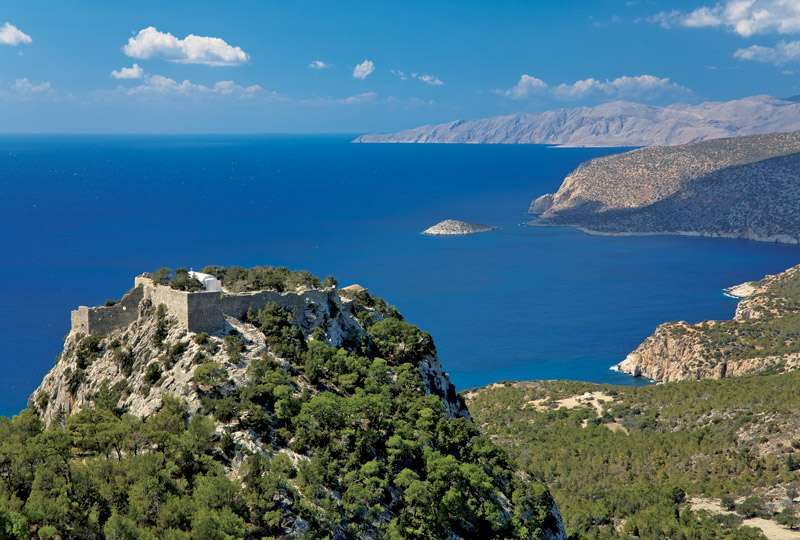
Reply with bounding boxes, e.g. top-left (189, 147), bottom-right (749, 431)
top-left (33, 282), bottom-right (468, 428)
top-left (422, 219), bottom-right (496, 236)
top-left (617, 264), bottom-right (800, 382)
top-left (25, 269), bottom-right (567, 538)
top-left (532, 131), bottom-right (800, 244)
top-left (529, 194), bottom-right (554, 215)
top-left (355, 96), bottom-right (800, 147)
